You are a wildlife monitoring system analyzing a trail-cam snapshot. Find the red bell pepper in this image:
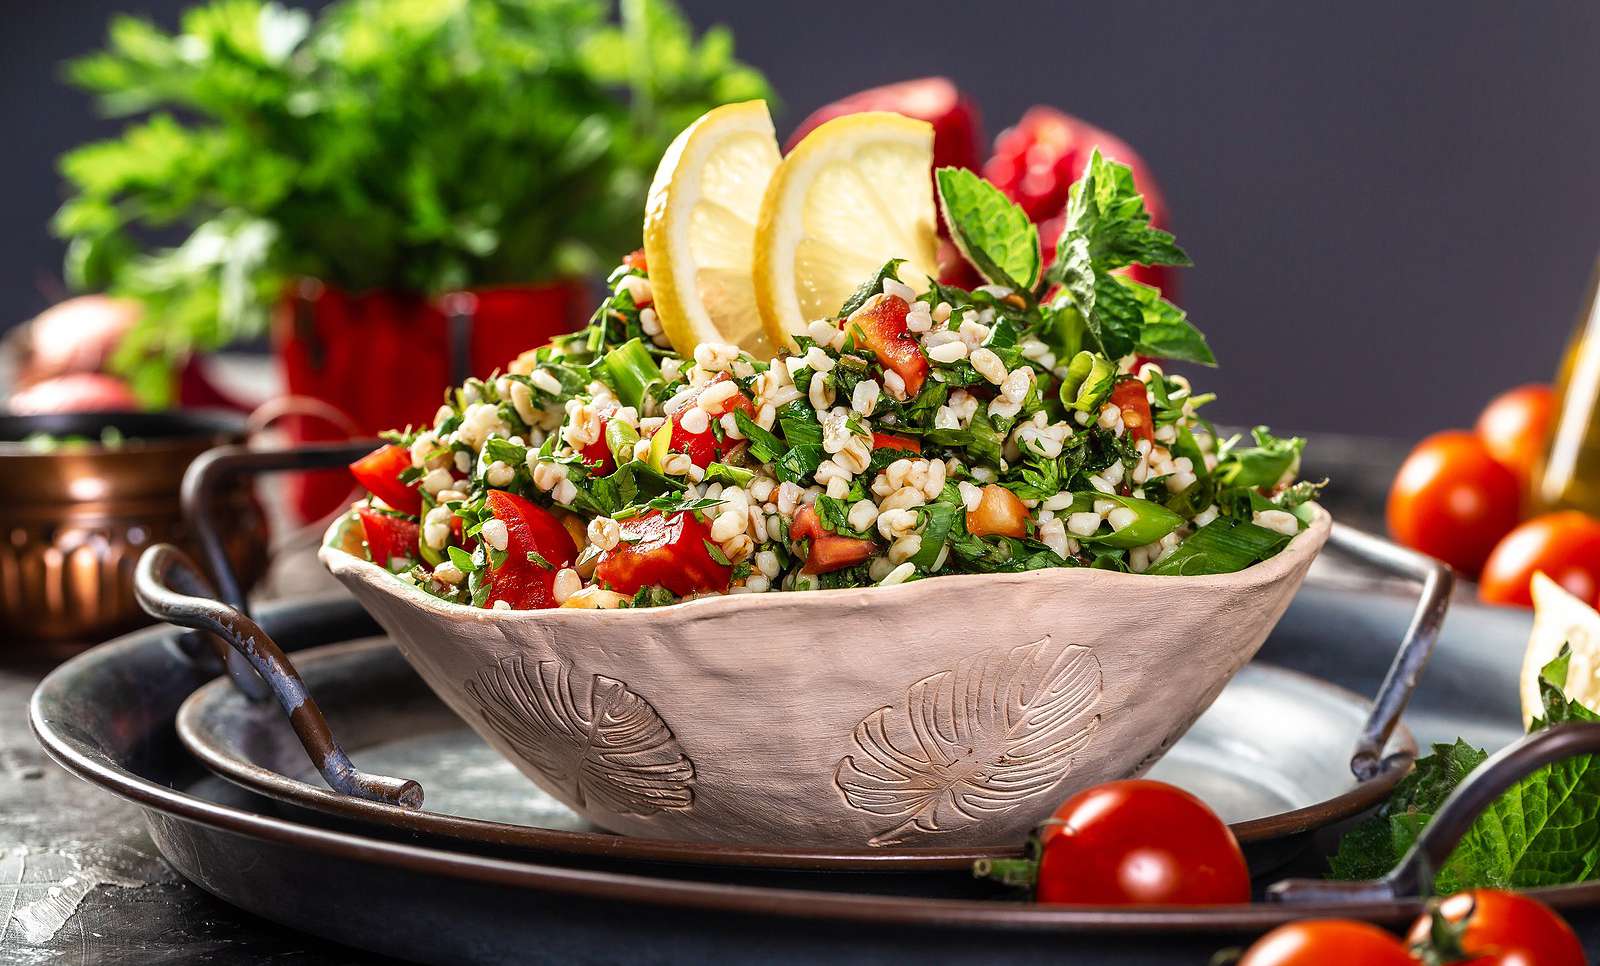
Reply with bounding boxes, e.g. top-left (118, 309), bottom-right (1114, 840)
top-left (357, 506), bottom-right (420, 569)
top-left (350, 444), bottom-right (422, 516)
top-left (594, 511), bottom-right (731, 597)
top-left (481, 491), bottom-right (578, 610)
top-left (790, 505), bottom-right (876, 575)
